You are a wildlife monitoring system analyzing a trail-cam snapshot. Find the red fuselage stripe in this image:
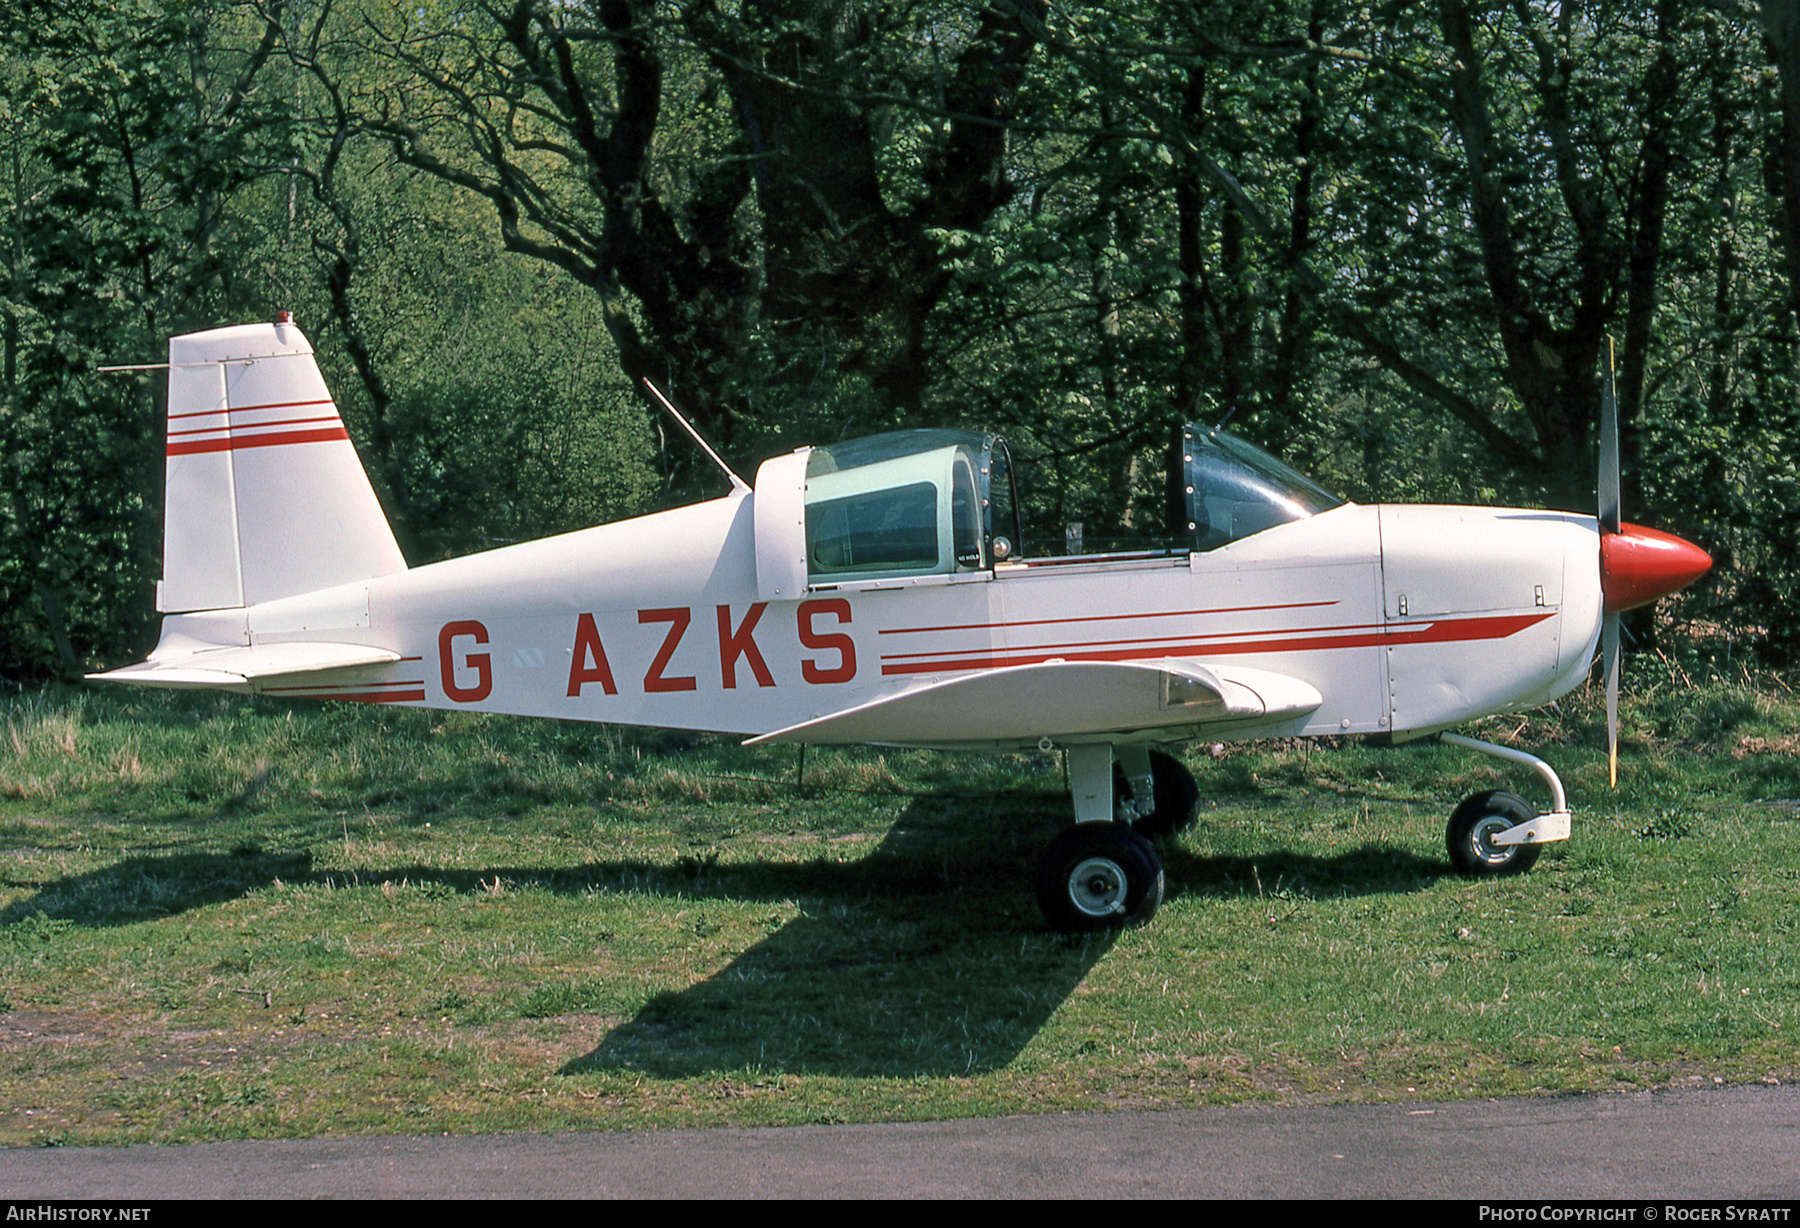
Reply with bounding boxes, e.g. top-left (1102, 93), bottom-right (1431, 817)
top-left (879, 600), bottom-right (1341, 637)
top-left (262, 684), bottom-right (426, 704)
top-left (261, 680), bottom-right (423, 694)
top-left (877, 612), bottom-right (1555, 676)
top-left (880, 616), bottom-right (1445, 662)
